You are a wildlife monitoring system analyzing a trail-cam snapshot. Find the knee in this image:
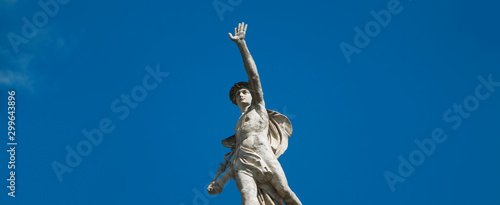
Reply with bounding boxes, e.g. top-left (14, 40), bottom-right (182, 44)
top-left (240, 188), bottom-right (259, 204)
top-left (277, 186), bottom-right (294, 198)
